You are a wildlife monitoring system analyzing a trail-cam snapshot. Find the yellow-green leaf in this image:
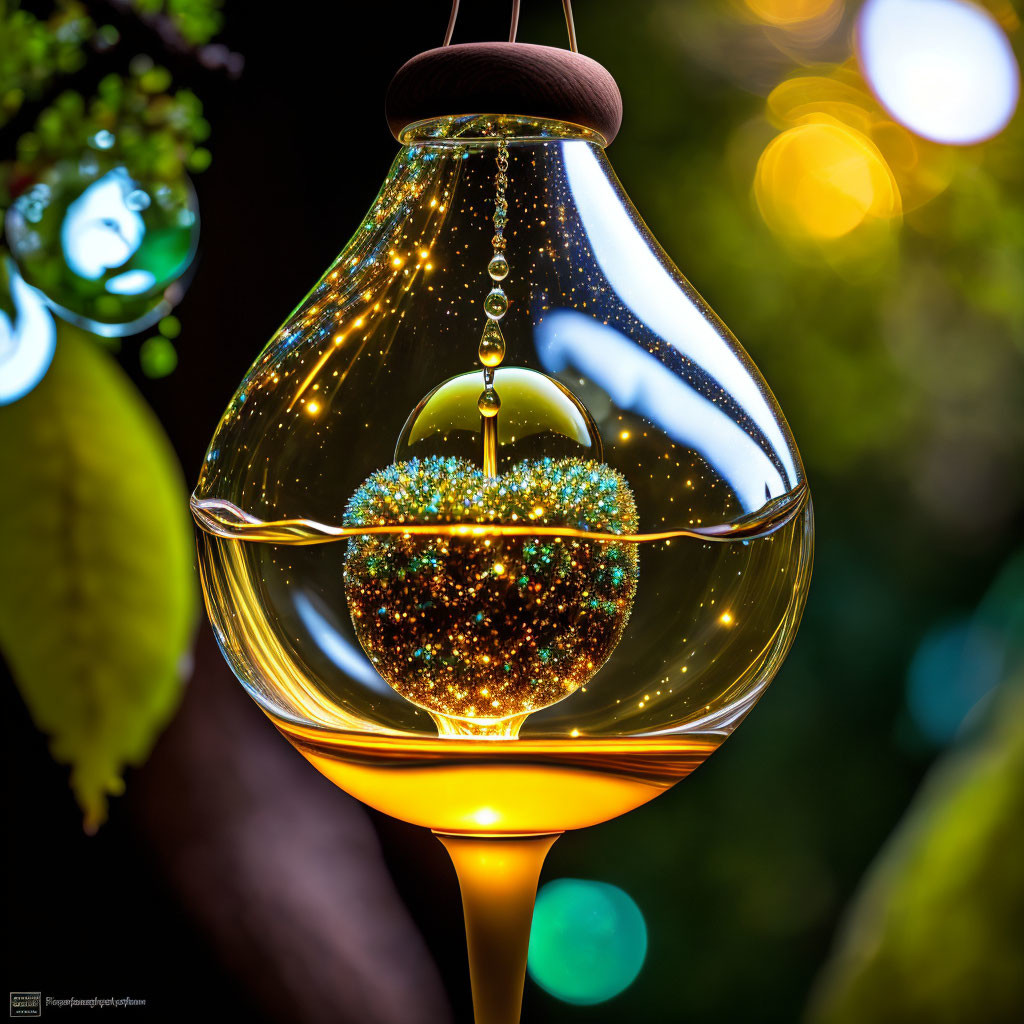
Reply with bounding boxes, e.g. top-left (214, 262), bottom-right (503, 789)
top-left (807, 680), bottom-right (1024, 1024)
top-left (0, 325), bottom-right (197, 831)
